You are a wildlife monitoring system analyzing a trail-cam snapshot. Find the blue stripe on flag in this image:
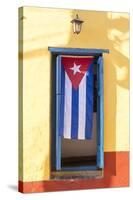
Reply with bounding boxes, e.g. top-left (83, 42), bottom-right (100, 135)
top-left (59, 64), bottom-right (65, 137)
top-left (71, 87), bottom-right (79, 139)
top-left (85, 64), bottom-right (94, 139)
